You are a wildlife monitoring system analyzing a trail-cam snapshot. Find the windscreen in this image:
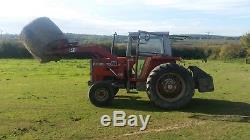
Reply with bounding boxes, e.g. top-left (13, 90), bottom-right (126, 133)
top-left (139, 34), bottom-right (163, 54)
